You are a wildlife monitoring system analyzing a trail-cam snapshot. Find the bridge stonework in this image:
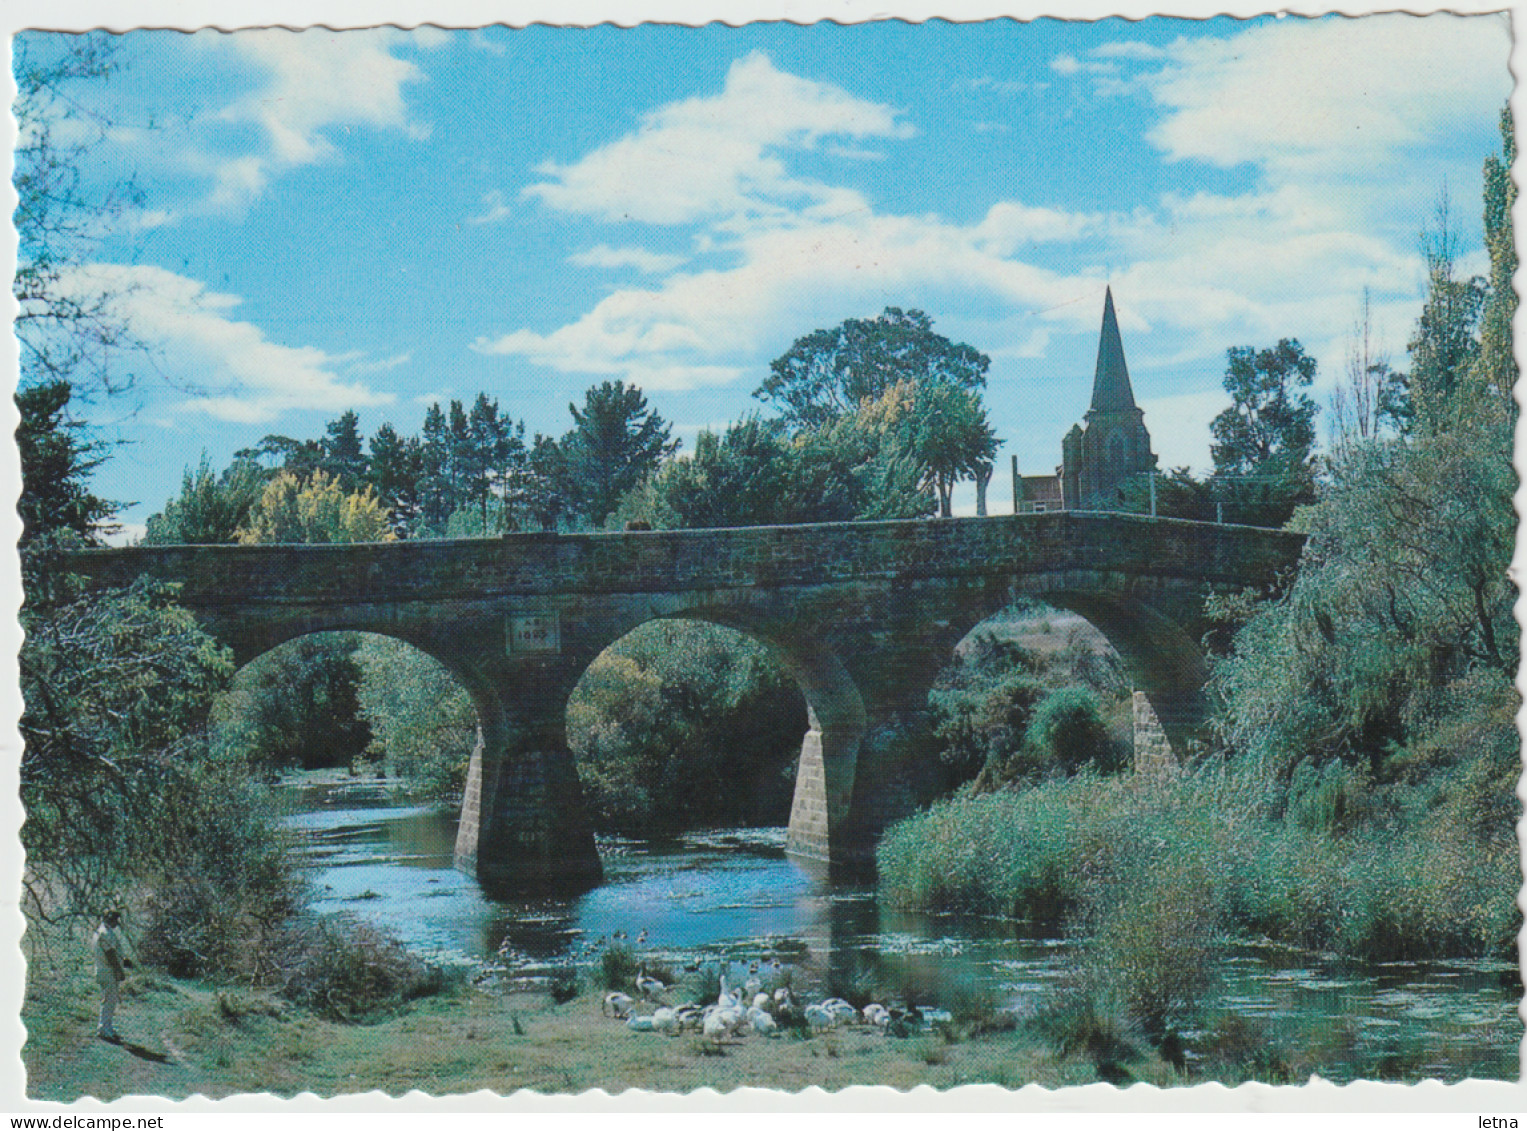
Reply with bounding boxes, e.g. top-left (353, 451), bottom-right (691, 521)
top-left (63, 513), bottom-right (1303, 896)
